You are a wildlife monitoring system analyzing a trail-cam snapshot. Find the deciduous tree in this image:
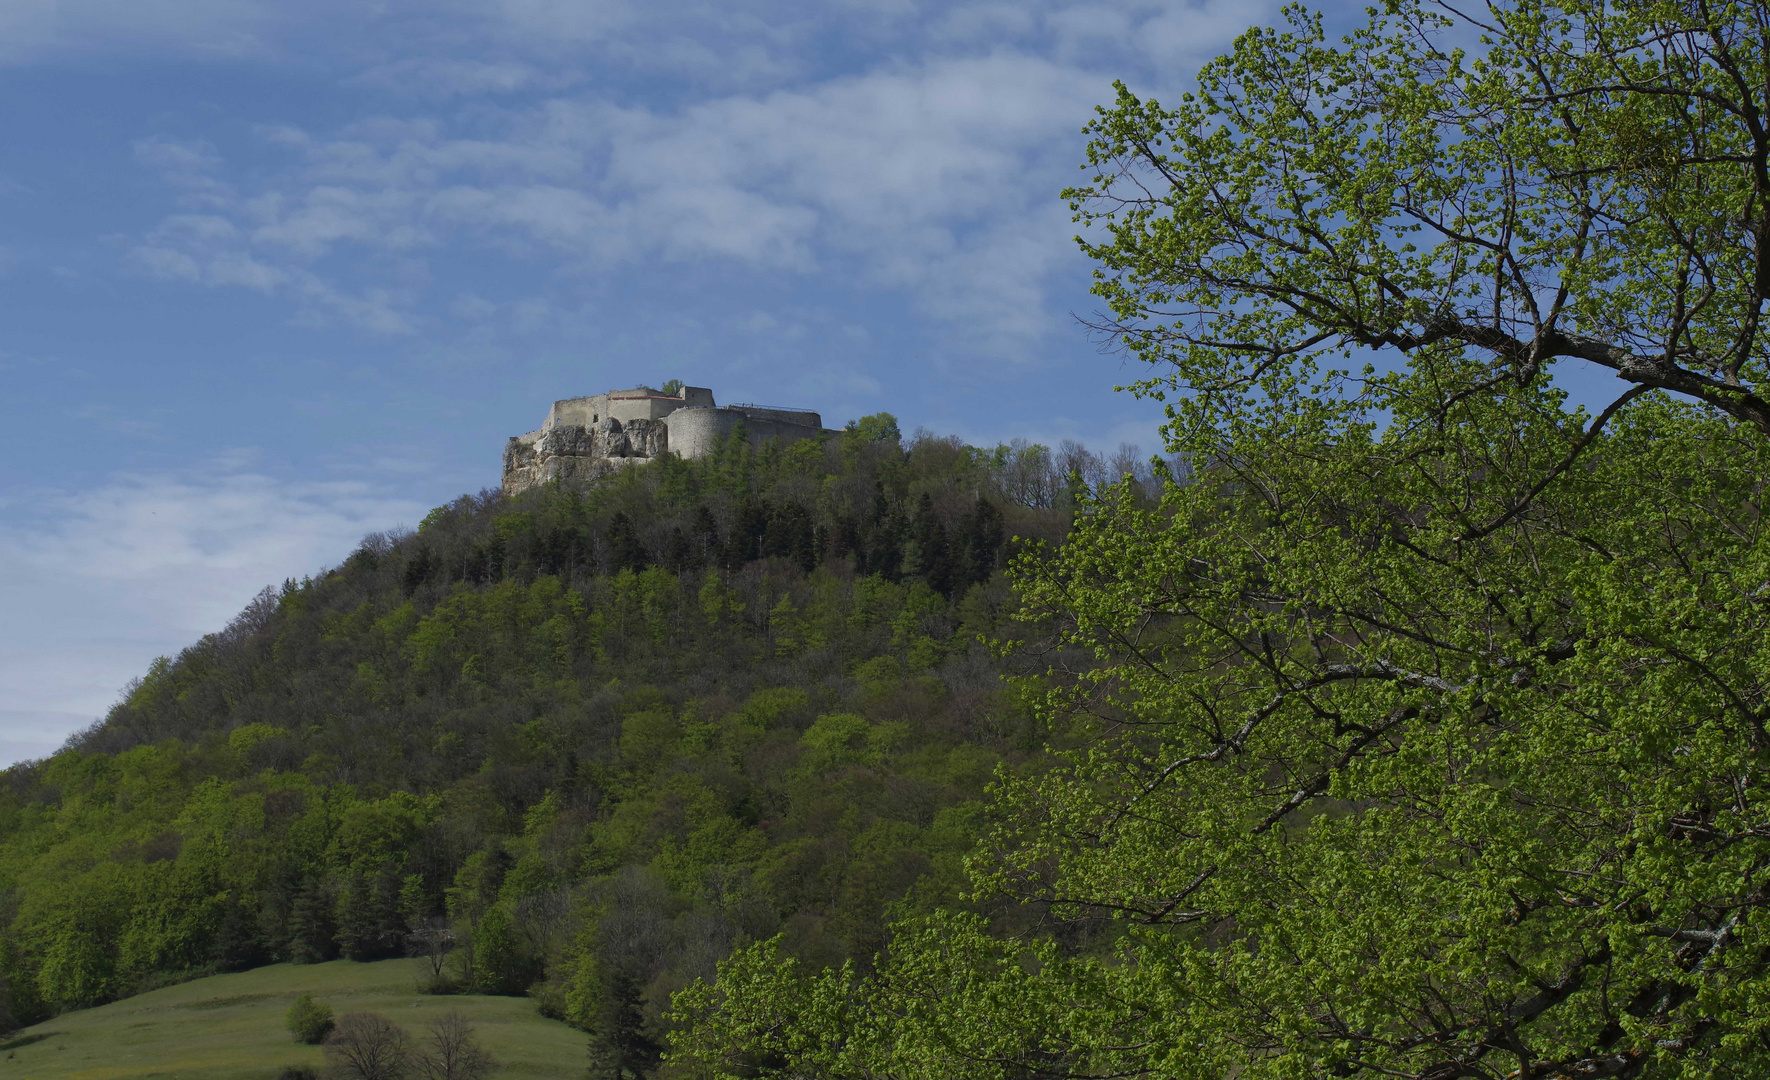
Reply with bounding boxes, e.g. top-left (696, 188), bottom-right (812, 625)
top-left (676, 1), bottom-right (1770, 1077)
top-left (412, 1010), bottom-right (494, 1080)
top-left (324, 1012), bottom-right (411, 1080)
